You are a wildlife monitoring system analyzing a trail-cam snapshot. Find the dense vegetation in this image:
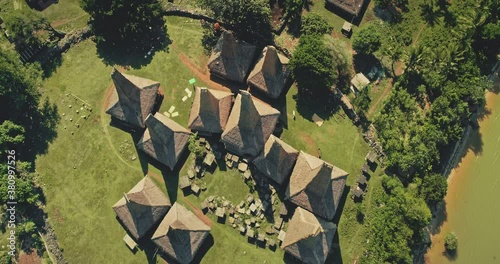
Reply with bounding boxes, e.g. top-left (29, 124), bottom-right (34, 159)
top-left (0, 48), bottom-right (59, 262)
top-left (80, 0), bottom-right (168, 55)
top-left (352, 23), bottom-right (382, 55)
